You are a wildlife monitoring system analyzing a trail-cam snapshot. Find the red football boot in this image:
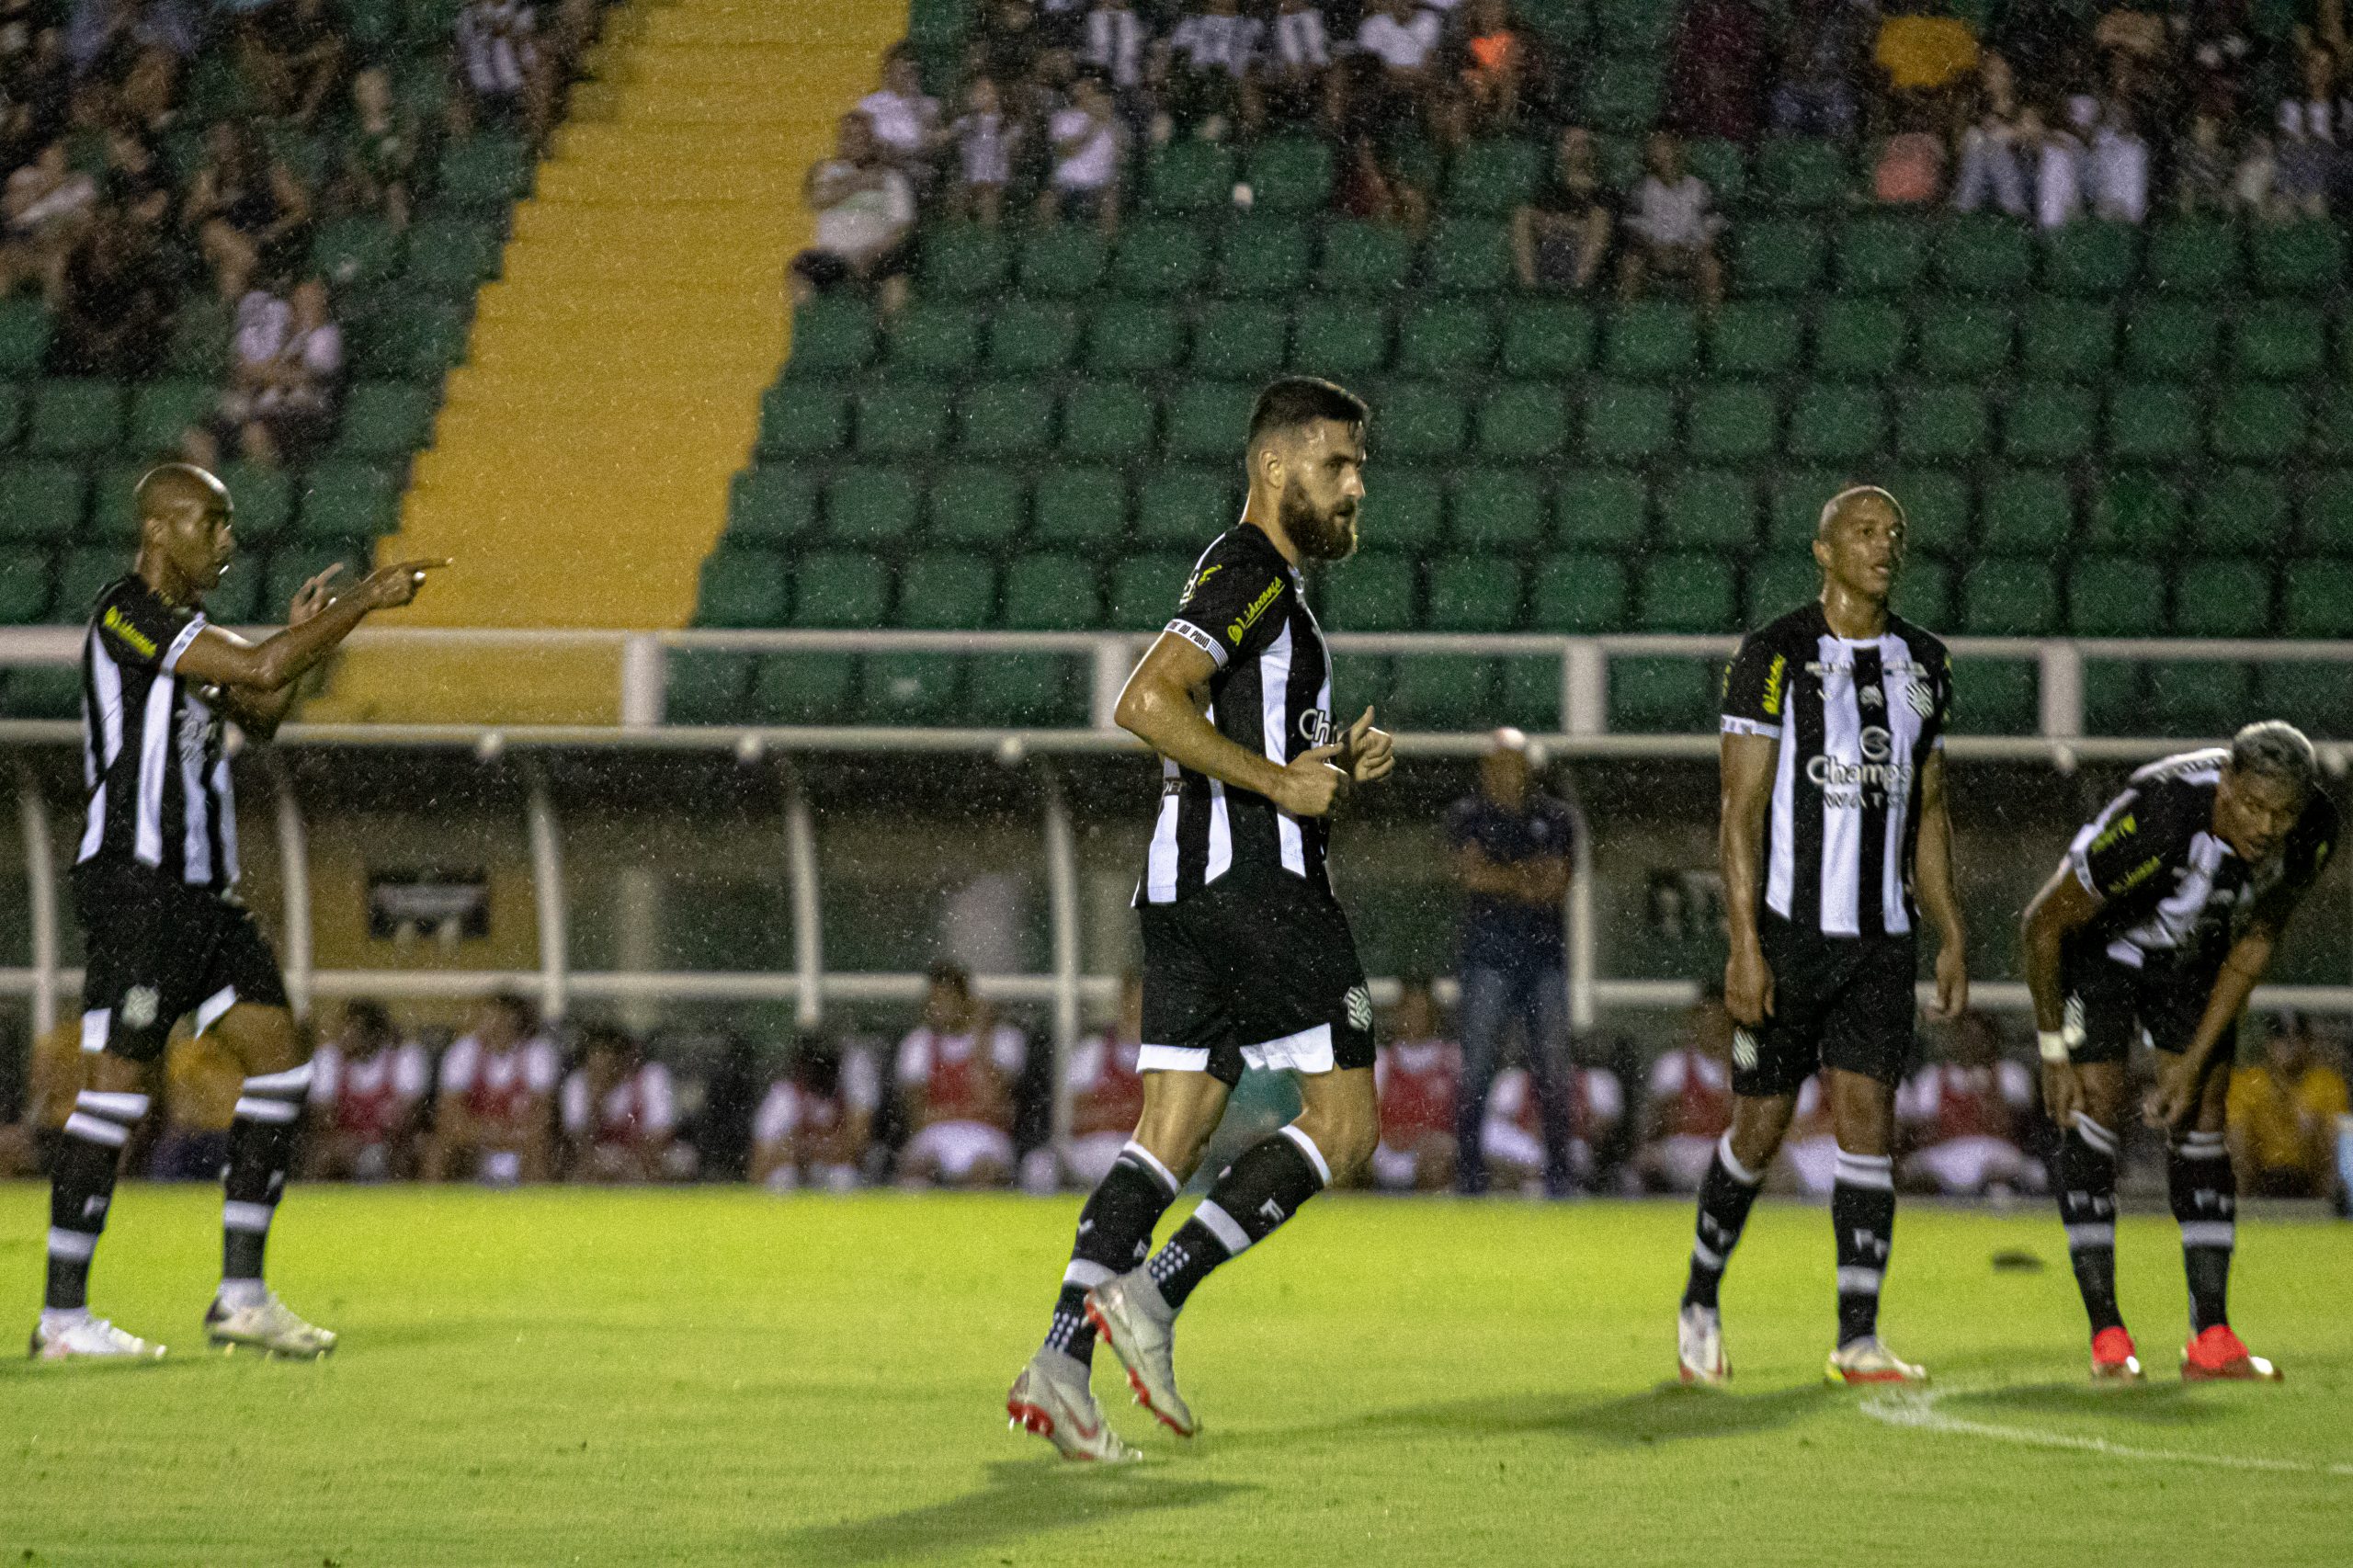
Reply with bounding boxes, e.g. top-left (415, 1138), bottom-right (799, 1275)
top-left (2180, 1324), bottom-right (2282, 1382)
top-left (2090, 1326), bottom-right (2143, 1381)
